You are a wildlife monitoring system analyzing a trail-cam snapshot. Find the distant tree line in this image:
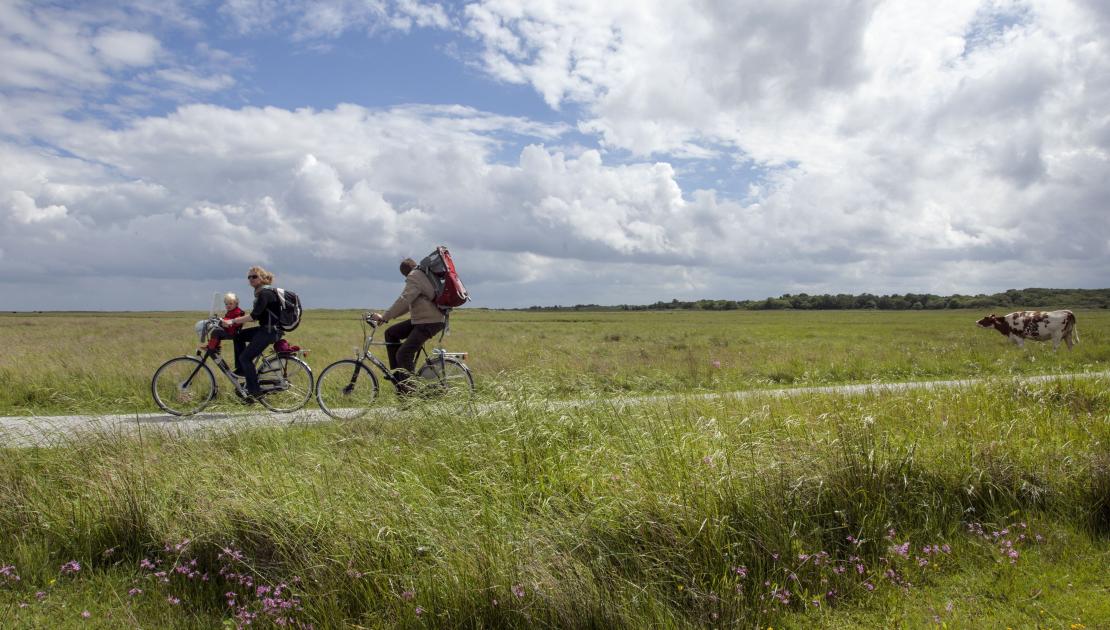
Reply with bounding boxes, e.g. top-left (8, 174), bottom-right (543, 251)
top-left (519, 288), bottom-right (1110, 312)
